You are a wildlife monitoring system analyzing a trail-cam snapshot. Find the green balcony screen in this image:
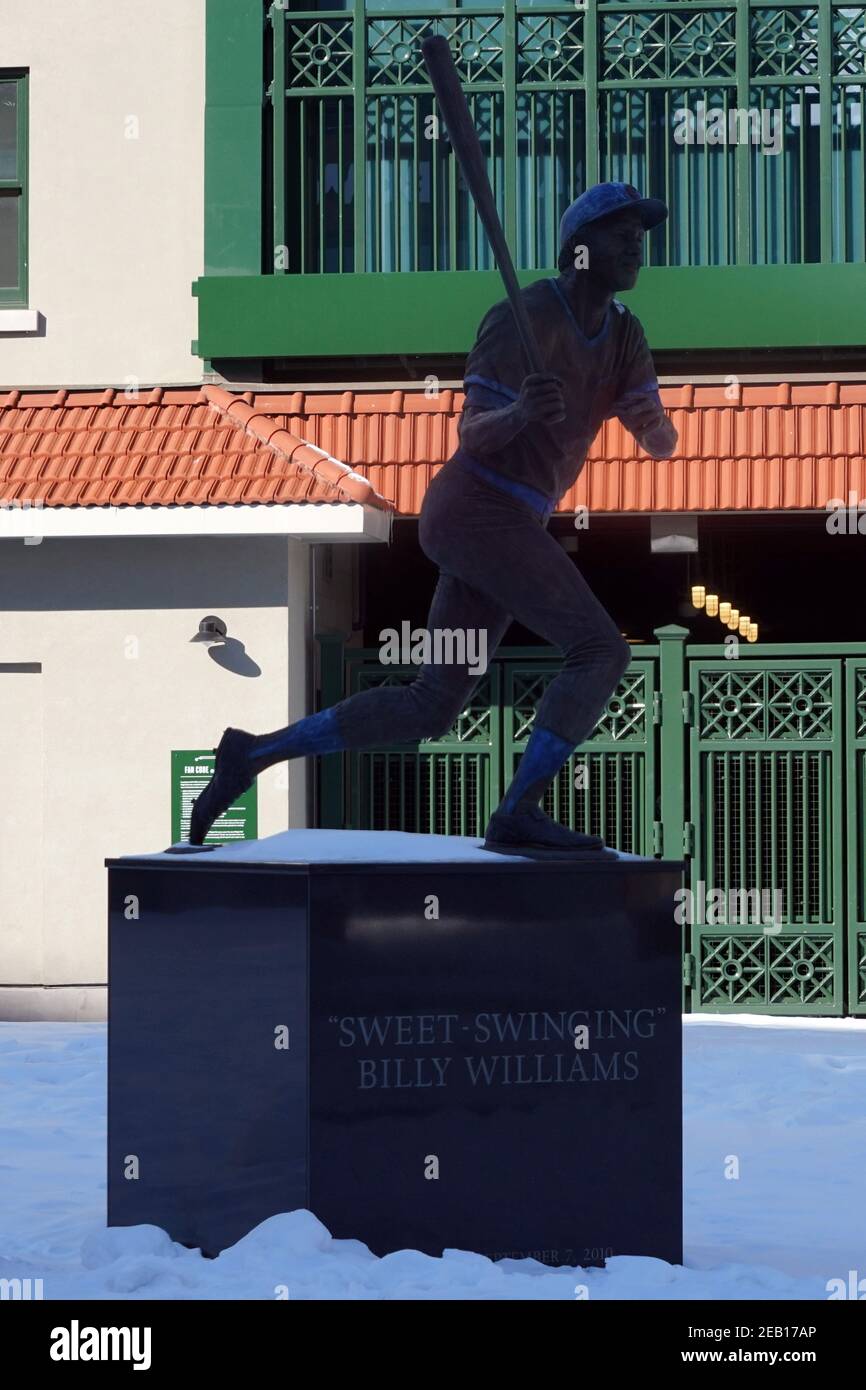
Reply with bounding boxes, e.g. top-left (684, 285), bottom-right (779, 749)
top-left (267, 2), bottom-right (866, 274)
